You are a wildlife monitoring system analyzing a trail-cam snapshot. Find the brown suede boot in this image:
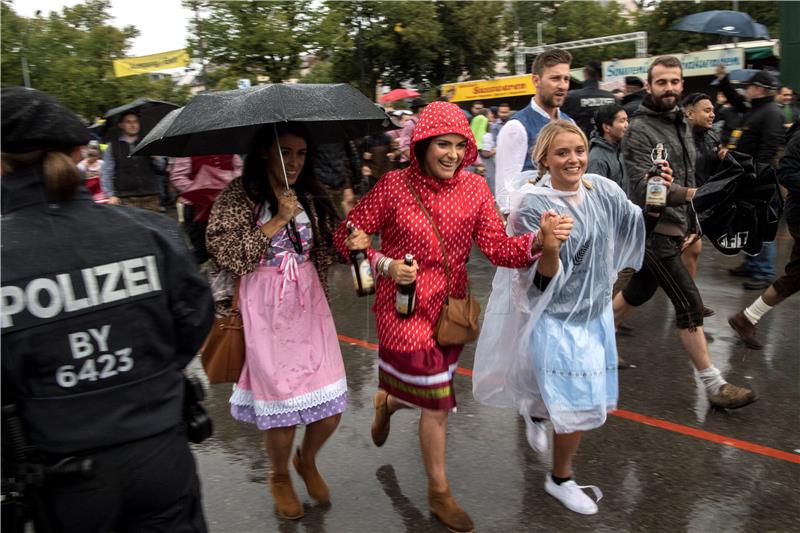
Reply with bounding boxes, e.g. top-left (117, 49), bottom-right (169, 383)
top-left (292, 447), bottom-right (330, 504)
top-left (428, 485), bottom-right (475, 533)
top-left (268, 471), bottom-right (304, 519)
top-left (371, 389), bottom-right (392, 447)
